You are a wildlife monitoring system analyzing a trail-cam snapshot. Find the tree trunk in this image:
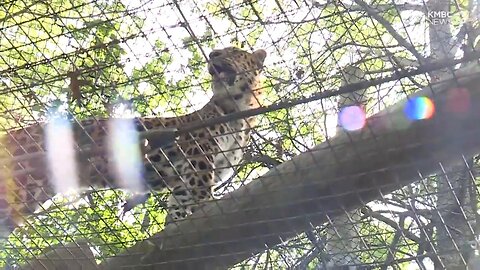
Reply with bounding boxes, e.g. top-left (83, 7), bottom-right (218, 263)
top-left (427, 0), bottom-right (477, 268)
top-left (322, 66), bottom-right (367, 268)
top-left (434, 163), bottom-right (477, 269)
